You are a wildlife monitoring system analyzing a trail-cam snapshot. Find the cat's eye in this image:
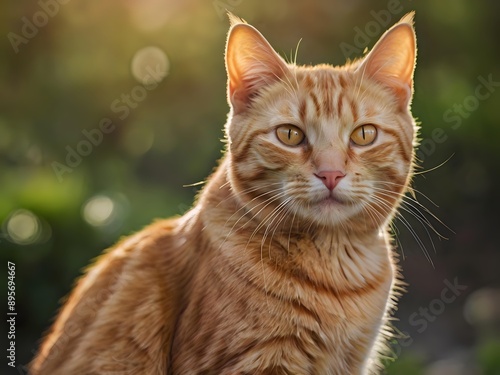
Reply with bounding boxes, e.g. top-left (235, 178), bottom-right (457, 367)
top-left (350, 124), bottom-right (377, 146)
top-left (276, 125), bottom-right (305, 146)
